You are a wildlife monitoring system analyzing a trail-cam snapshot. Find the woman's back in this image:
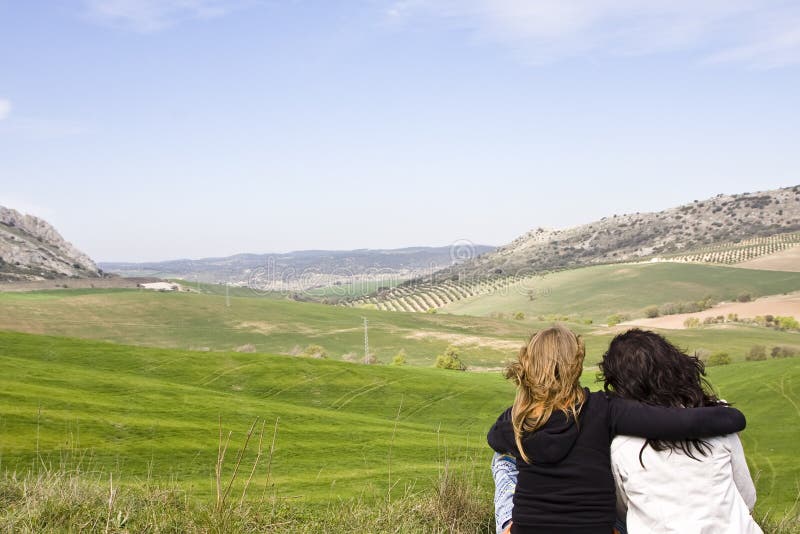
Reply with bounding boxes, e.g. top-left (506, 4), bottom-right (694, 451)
top-left (611, 433), bottom-right (761, 534)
